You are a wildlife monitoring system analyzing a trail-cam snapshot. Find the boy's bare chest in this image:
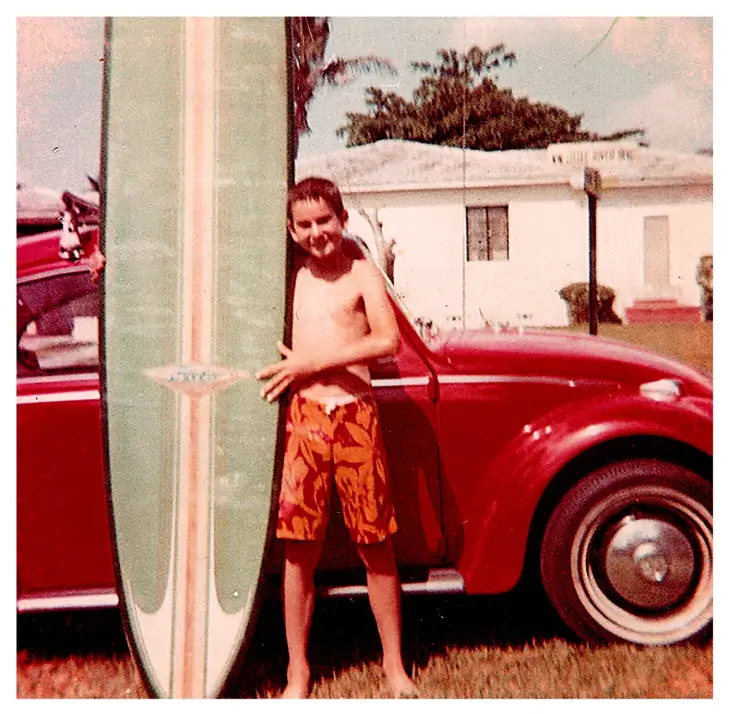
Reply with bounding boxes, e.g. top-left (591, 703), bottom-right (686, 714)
top-left (292, 270), bottom-right (362, 327)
